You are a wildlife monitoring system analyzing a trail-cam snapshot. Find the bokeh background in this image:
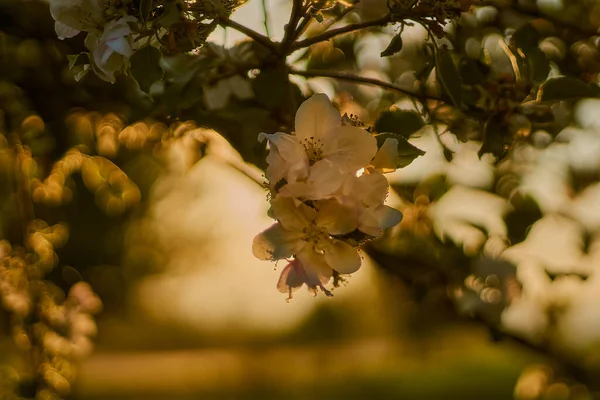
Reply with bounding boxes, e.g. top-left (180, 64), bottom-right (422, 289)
top-left (3, 0), bottom-right (600, 399)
